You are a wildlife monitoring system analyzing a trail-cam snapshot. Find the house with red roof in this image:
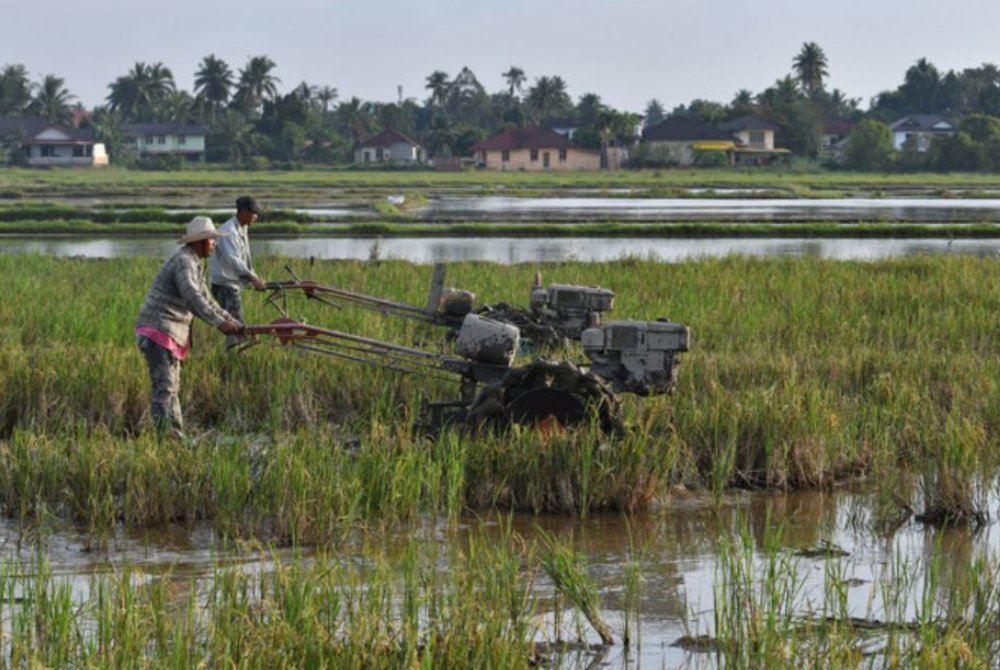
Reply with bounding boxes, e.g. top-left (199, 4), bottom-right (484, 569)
top-left (471, 127), bottom-right (600, 171)
top-left (355, 129), bottom-right (424, 164)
